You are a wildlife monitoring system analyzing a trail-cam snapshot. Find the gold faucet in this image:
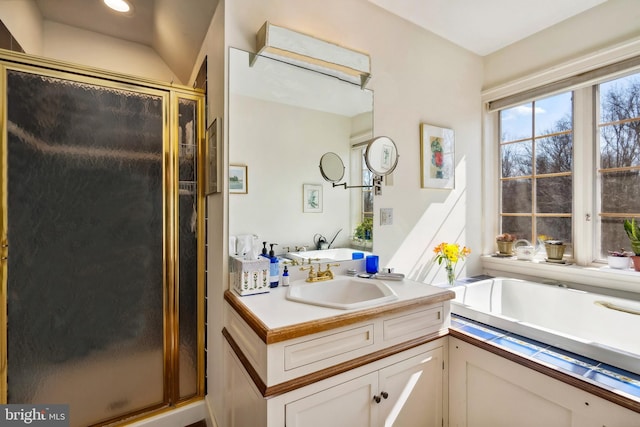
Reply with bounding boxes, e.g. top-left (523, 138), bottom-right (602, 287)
top-left (301, 263), bottom-right (340, 282)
